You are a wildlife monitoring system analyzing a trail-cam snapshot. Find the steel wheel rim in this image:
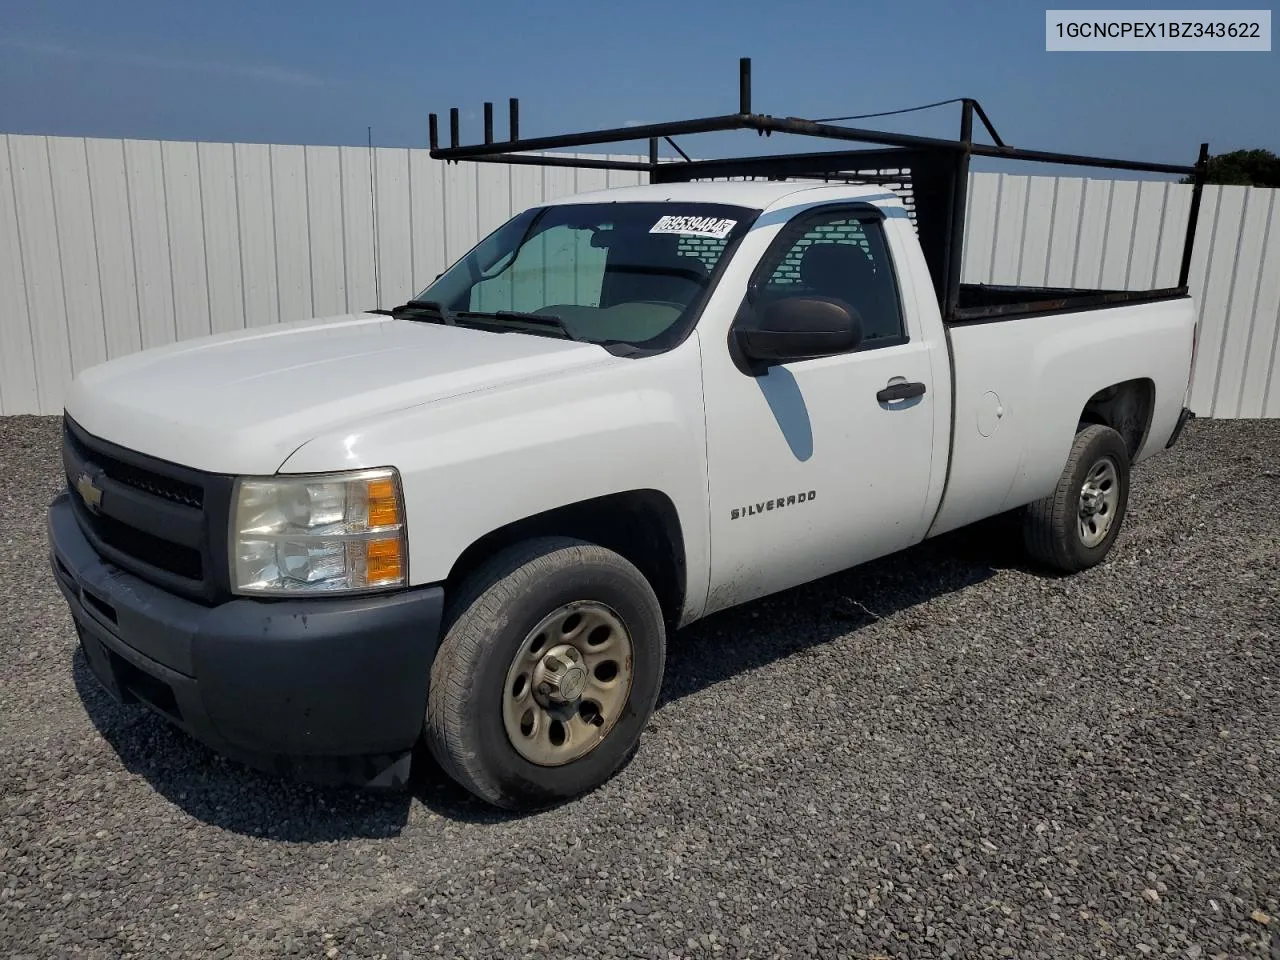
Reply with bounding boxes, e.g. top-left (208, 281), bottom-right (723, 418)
top-left (502, 600), bottom-right (635, 767)
top-left (1077, 456), bottom-right (1120, 548)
